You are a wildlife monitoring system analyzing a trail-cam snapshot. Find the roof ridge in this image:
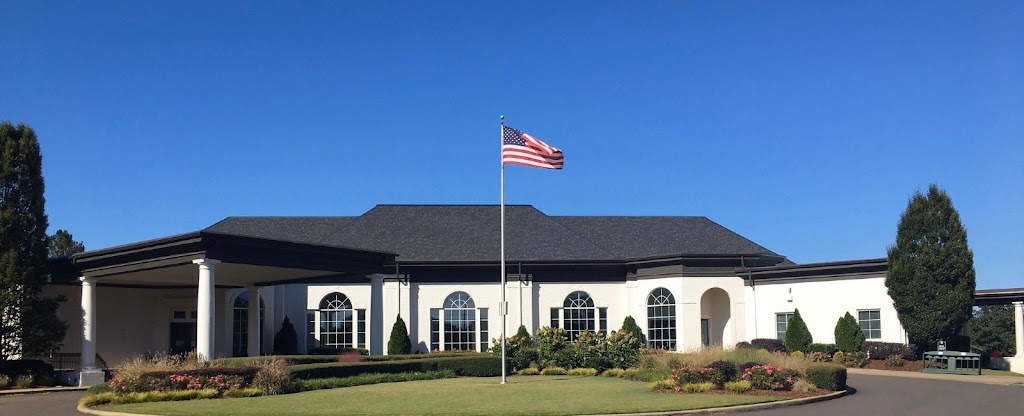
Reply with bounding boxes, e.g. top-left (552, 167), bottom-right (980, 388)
top-left (553, 215), bottom-right (710, 219)
top-left (373, 204), bottom-right (534, 207)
